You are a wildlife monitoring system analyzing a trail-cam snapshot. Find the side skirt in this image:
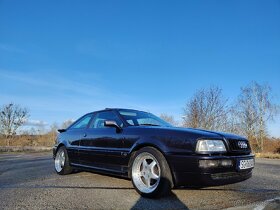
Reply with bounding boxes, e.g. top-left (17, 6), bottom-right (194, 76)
top-left (71, 163), bottom-right (129, 179)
